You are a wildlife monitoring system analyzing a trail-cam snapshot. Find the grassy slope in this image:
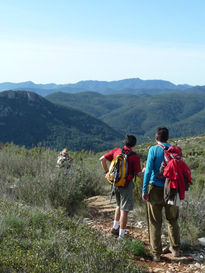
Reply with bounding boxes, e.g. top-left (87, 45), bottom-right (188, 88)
top-left (0, 134), bottom-right (205, 271)
top-left (0, 144), bottom-right (146, 272)
top-left (0, 203), bottom-right (147, 273)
